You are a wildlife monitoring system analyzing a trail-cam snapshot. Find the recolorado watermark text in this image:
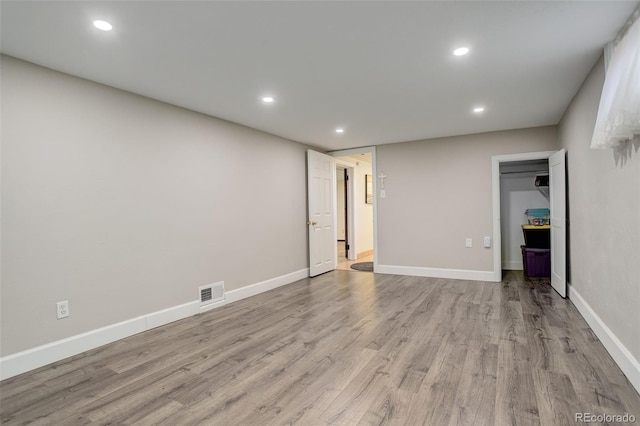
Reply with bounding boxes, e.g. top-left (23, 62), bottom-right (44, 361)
top-left (575, 412), bottom-right (636, 423)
